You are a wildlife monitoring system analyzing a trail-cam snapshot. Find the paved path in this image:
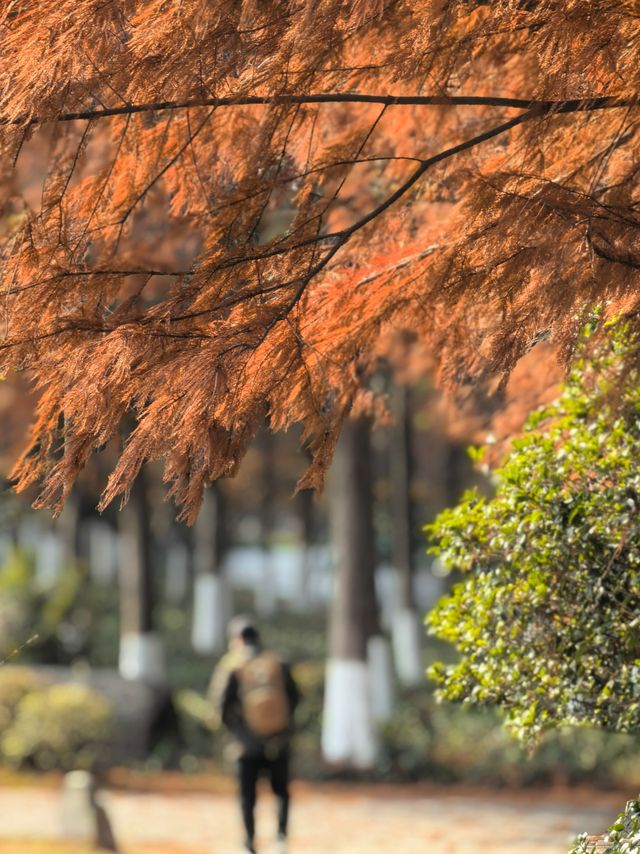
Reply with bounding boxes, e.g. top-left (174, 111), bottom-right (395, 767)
top-left (0, 782), bottom-right (624, 853)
